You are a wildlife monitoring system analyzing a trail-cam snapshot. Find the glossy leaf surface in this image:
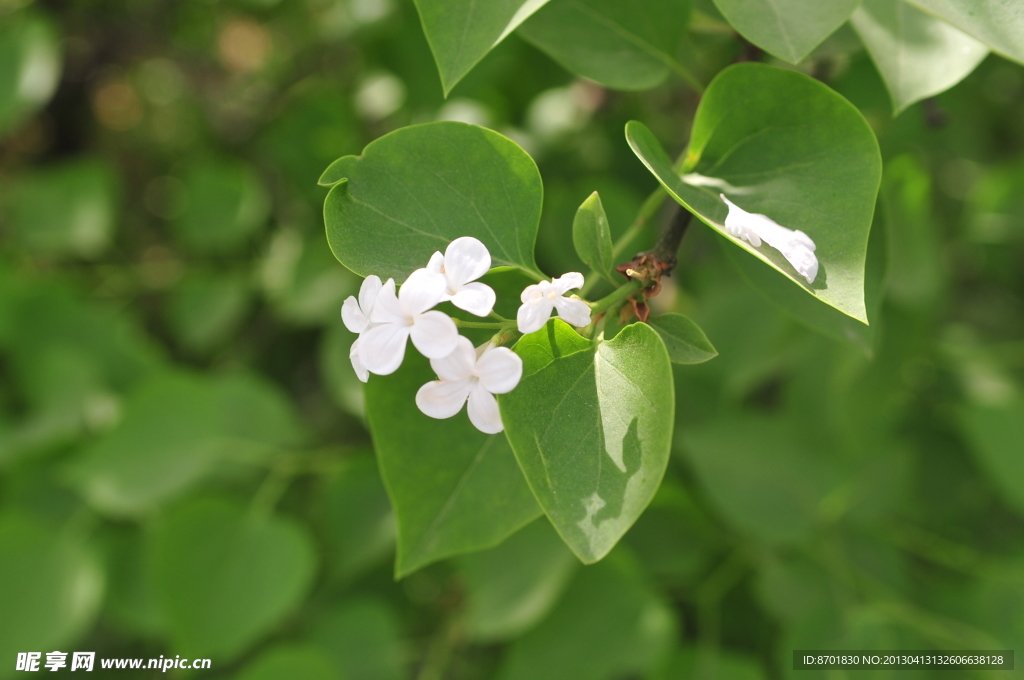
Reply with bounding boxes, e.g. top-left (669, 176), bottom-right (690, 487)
top-left (501, 321), bottom-right (674, 563)
top-left (364, 352), bottom-right (541, 577)
top-left (907, 0), bottom-right (1024, 65)
top-left (627, 64), bottom-right (882, 322)
top-left (646, 314), bottom-right (717, 364)
top-left (711, 0), bottom-right (860, 63)
top-left (322, 122), bottom-right (544, 281)
top-left (571, 192), bottom-right (614, 279)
